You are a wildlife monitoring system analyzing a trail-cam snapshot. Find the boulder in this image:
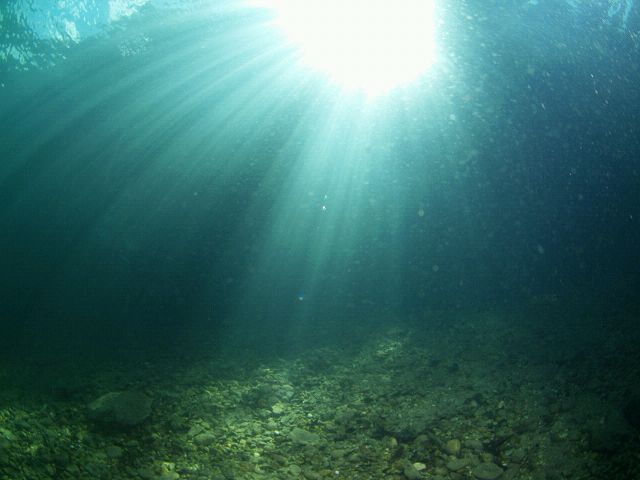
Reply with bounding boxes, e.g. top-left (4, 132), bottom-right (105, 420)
top-left (88, 391), bottom-right (152, 427)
